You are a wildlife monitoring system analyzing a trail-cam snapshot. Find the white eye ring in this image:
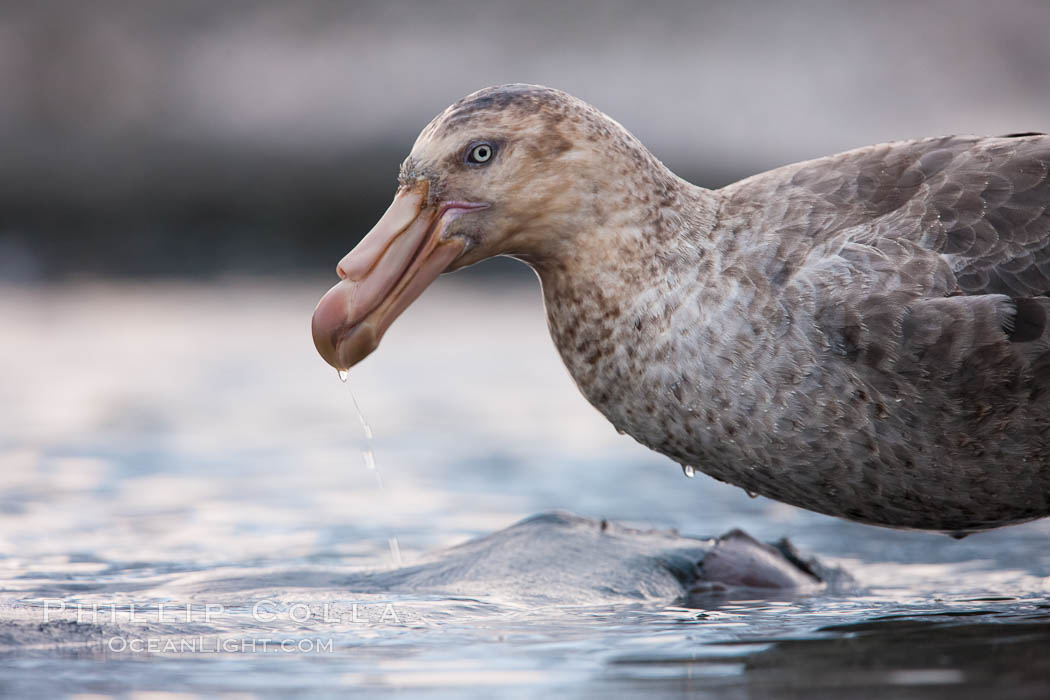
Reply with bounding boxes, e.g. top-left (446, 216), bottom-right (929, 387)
top-left (468, 143), bottom-right (493, 164)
